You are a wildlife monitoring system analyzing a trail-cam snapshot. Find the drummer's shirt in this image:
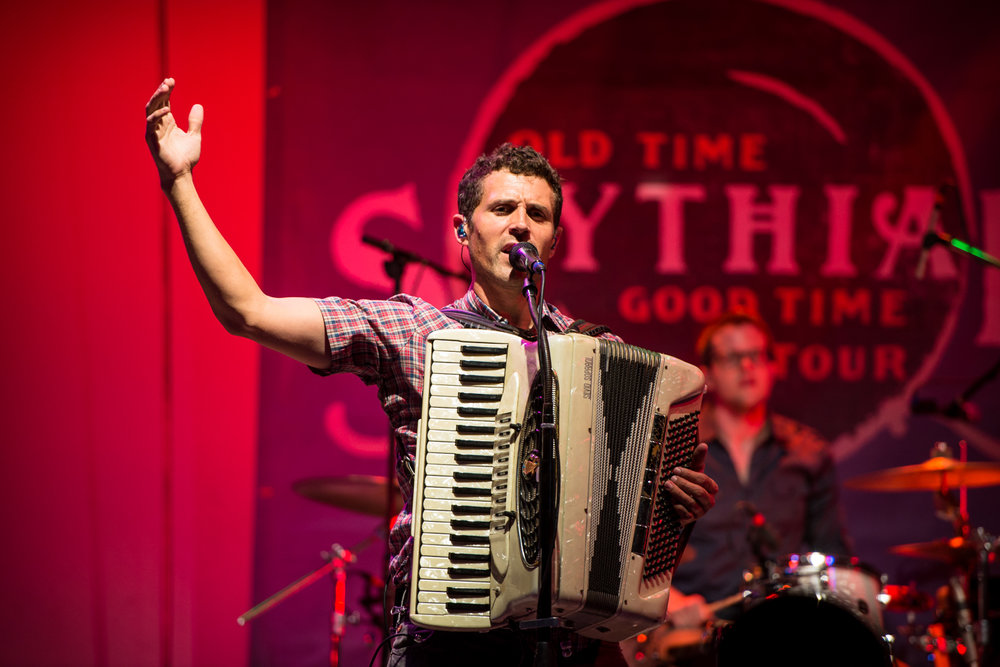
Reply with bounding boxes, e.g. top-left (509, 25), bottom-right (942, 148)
top-left (670, 407), bottom-right (853, 615)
